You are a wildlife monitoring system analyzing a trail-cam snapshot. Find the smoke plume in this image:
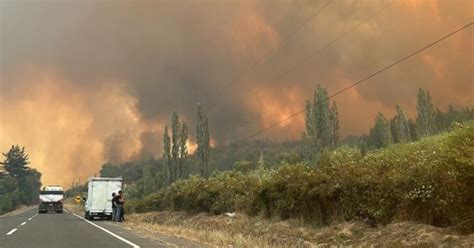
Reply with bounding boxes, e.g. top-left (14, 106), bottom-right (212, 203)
top-left (1, 0), bottom-right (472, 186)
